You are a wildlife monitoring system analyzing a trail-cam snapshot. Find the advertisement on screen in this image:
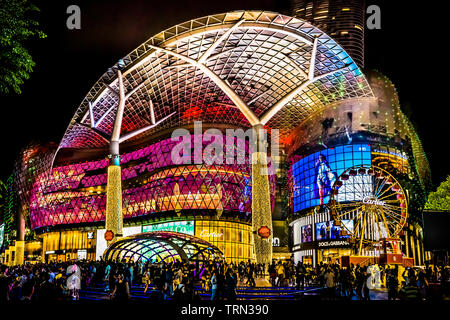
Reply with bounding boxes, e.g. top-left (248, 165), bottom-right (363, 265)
top-left (315, 220), bottom-right (354, 241)
top-left (301, 224), bottom-right (313, 243)
top-left (292, 144), bottom-right (371, 212)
